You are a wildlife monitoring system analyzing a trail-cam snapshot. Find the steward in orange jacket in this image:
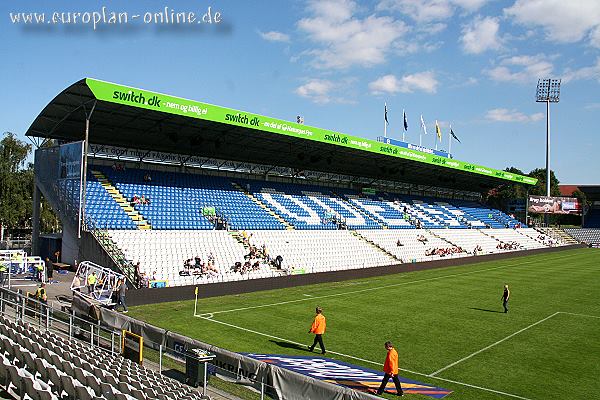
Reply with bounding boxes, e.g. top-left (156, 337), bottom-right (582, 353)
top-left (375, 341), bottom-right (404, 396)
top-left (308, 306), bottom-right (326, 354)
